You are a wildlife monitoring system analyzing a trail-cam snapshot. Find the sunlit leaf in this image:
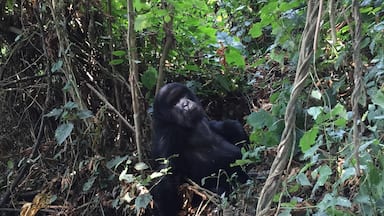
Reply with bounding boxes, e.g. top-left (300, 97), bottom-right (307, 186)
top-left (299, 126), bottom-right (319, 152)
top-left (249, 23), bottom-right (263, 38)
top-left (112, 50), bottom-right (126, 57)
top-left (311, 90), bottom-right (322, 100)
top-left (119, 168), bottom-right (135, 183)
top-left (134, 162), bottom-right (149, 171)
top-left (307, 106), bottom-right (322, 120)
top-left (150, 171), bottom-right (165, 179)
